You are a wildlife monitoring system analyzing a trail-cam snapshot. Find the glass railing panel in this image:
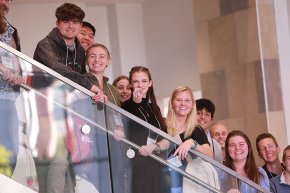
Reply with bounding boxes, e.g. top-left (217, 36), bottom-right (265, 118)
top-left (0, 42), bottom-right (270, 193)
top-left (106, 103), bottom-right (269, 193)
